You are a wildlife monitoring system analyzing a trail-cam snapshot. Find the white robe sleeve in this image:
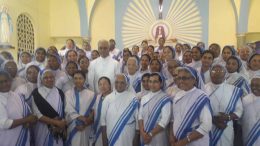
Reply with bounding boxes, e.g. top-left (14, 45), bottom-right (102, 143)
top-left (55, 77), bottom-right (64, 89)
top-left (233, 97), bottom-right (243, 118)
top-left (195, 105), bottom-right (212, 135)
top-left (88, 61), bottom-right (95, 91)
top-left (115, 61), bottom-right (120, 75)
top-left (134, 108), bottom-right (139, 130)
top-left (32, 96), bottom-right (43, 118)
top-left (100, 97), bottom-right (110, 126)
top-left (64, 91), bottom-right (80, 123)
top-left (158, 102), bottom-right (171, 128)
top-left (0, 103), bottom-right (13, 130)
top-left (138, 100), bottom-right (144, 121)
